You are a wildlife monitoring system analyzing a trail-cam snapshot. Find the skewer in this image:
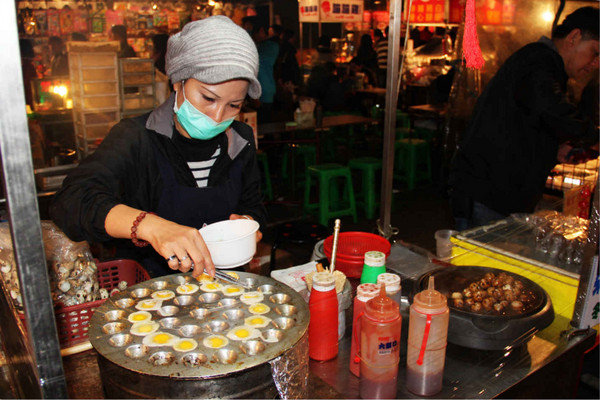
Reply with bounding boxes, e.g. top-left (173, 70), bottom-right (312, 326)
top-left (329, 219), bottom-right (341, 274)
